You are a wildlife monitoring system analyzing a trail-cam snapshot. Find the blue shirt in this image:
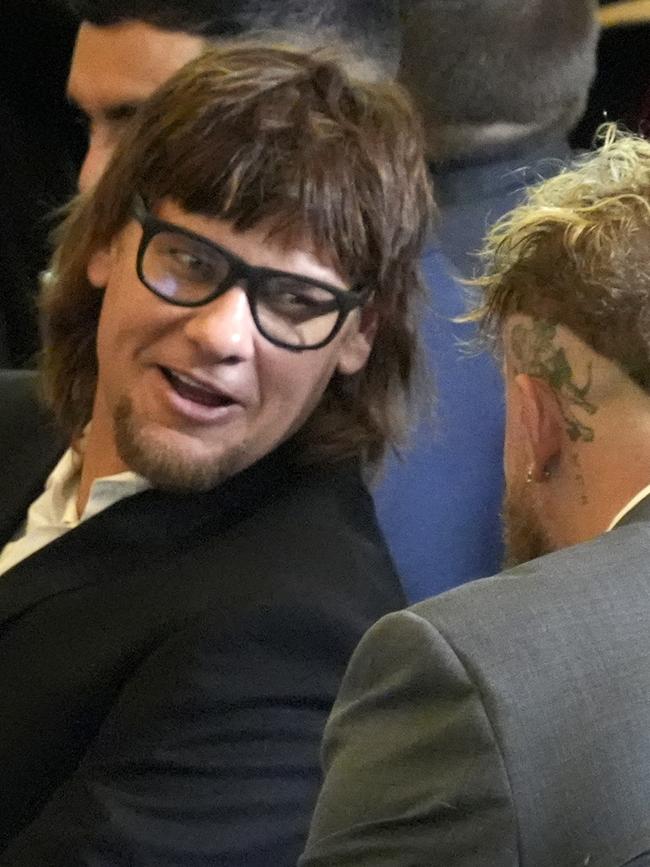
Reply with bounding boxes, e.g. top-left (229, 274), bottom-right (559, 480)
top-left (376, 139), bottom-right (573, 601)
top-left (375, 246), bottom-right (504, 601)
